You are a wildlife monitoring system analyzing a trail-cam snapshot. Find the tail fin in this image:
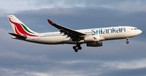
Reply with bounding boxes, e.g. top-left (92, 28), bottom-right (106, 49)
top-left (8, 15), bottom-right (38, 36)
